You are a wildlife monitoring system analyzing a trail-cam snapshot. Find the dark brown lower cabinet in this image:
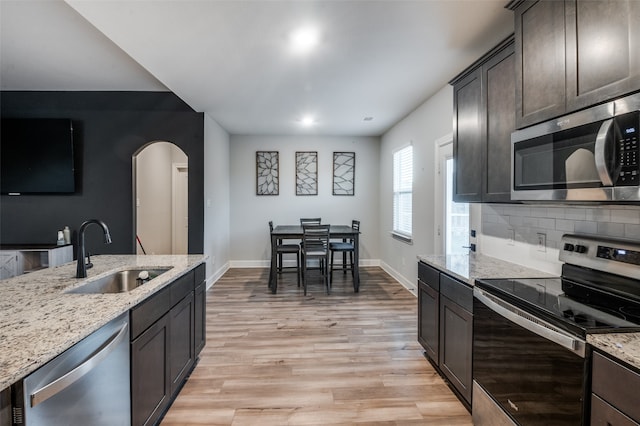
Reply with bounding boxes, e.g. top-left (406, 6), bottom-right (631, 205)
top-left (1, 386), bottom-right (10, 426)
top-left (591, 351), bottom-right (640, 425)
top-left (439, 295), bottom-right (473, 404)
top-left (169, 292), bottom-right (195, 396)
top-left (130, 263), bottom-right (205, 426)
top-left (132, 314), bottom-right (170, 426)
top-left (418, 279), bottom-right (439, 363)
top-left (417, 261), bottom-right (473, 408)
top-left (194, 263), bottom-right (206, 355)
